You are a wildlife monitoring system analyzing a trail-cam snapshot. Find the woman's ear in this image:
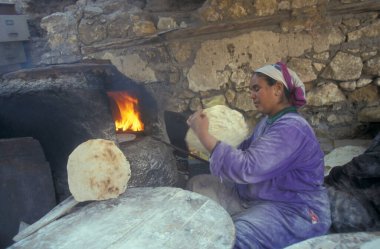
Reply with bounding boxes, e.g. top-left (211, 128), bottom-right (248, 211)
top-left (274, 82), bottom-right (283, 96)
